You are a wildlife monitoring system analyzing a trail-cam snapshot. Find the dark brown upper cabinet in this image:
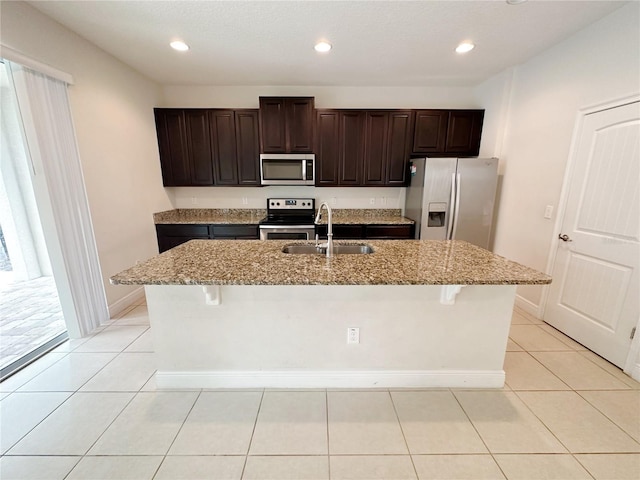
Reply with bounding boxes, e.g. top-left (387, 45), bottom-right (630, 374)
top-left (385, 111), bottom-right (414, 185)
top-left (413, 110), bottom-right (448, 153)
top-left (315, 110), bottom-right (366, 186)
top-left (315, 110), bottom-right (341, 185)
top-left (363, 110), bottom-right (413, 186)
top-left (339, 111), bottom-right (366, 185)
top-left (234, 110), bottom-right (261, 185)
top-left (412, 109), bottom-right (484, 156)
top-left (154, 108), bottom-right (260, 187)
top-left (209, 110), bottom-right (237, 185)
top-left (316, 110), bottom-right (411, 187)
top-left (155, 109), bottom-right (189, 186)
top-left (154, 109), bottom-right (215, 186)
top-left (259, 97), bottom-right (314, 153)
top-left (445, 110), bottom-right (484, 155)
